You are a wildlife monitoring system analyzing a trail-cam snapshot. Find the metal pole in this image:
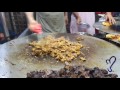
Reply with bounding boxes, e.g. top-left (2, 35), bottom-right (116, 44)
top-left (10, 12), bottom-right (17, 34)
top-left (0, 12), bottom-right (10, 41)
top-left (8, 12), bottom-right (15, 33)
